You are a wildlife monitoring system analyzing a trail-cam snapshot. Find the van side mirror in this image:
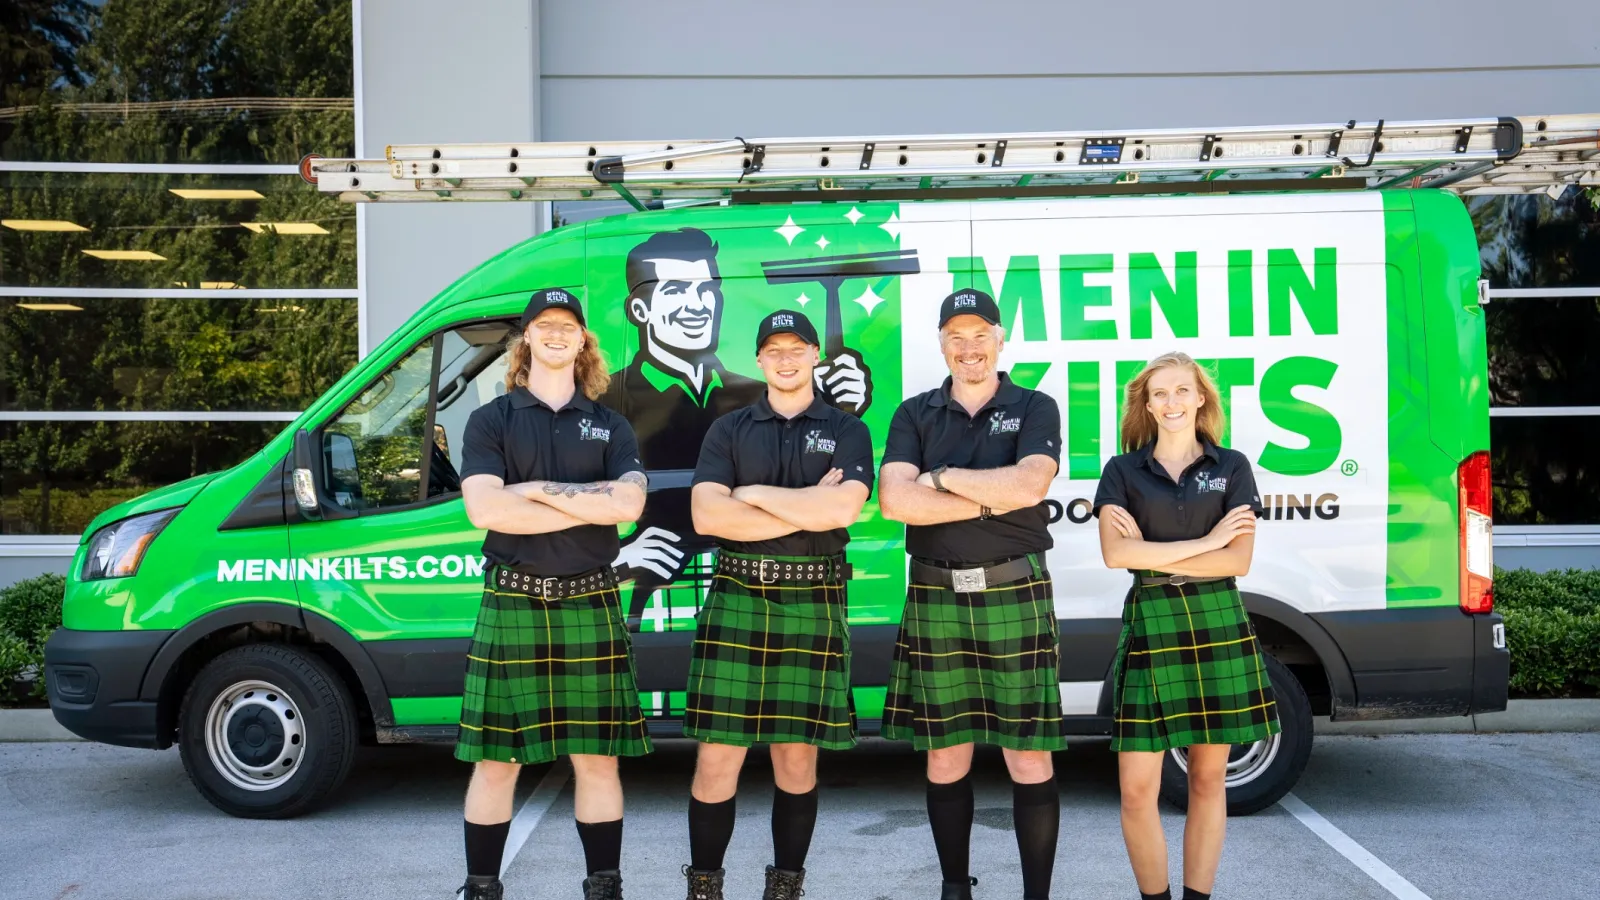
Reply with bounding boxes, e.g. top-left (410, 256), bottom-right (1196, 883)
top-left (291, 428), bottom-right (357, 521)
